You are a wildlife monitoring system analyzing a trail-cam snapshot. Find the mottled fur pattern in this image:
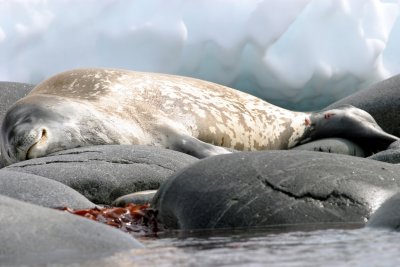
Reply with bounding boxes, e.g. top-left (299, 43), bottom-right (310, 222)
top-left (0, 68), bottom-right (397, 165)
